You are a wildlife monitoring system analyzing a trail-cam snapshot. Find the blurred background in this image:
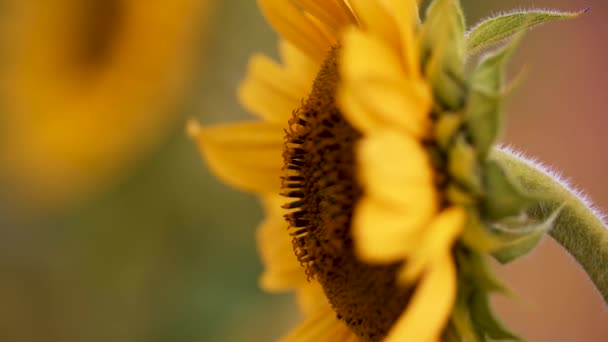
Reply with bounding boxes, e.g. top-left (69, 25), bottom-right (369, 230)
top-left (0, 0), bottom-right (605, 341)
